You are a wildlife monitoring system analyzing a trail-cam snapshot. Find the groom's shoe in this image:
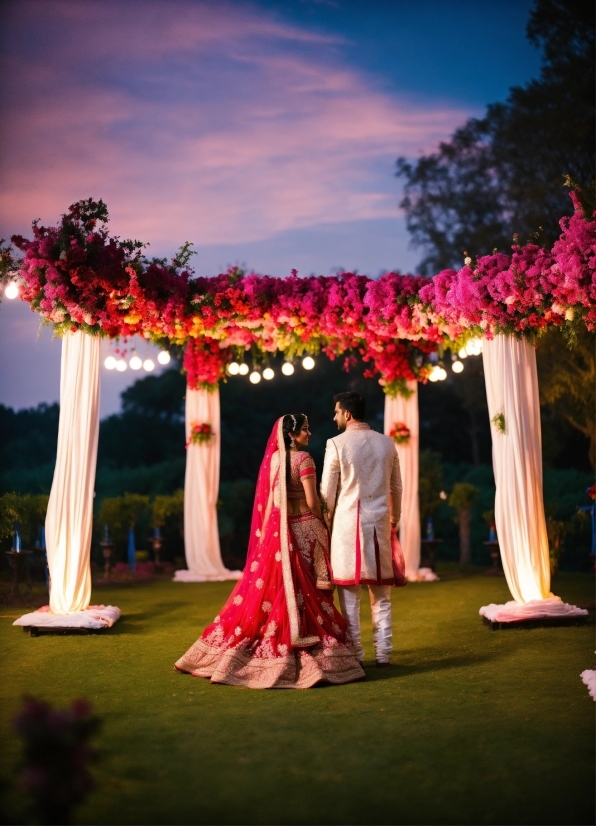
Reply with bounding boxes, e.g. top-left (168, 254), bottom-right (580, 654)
top-left (375, 660), bottom-right (391, 668)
